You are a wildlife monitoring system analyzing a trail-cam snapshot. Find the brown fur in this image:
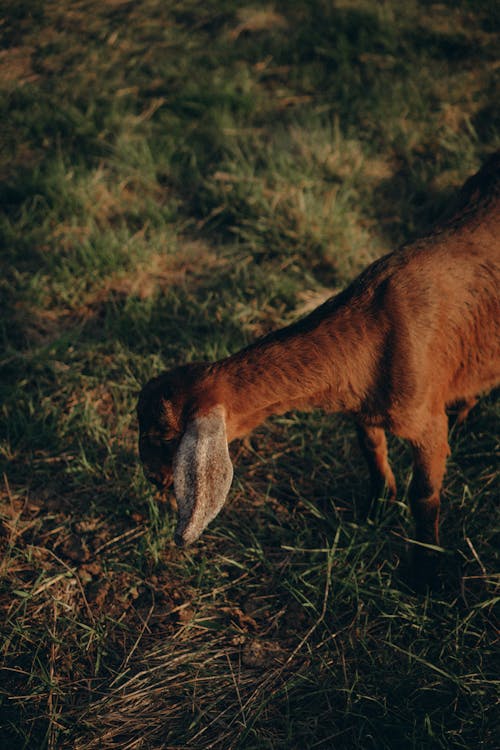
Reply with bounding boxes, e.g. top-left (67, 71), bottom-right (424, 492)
top-left (138, 153), bottom-right (500, 583)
